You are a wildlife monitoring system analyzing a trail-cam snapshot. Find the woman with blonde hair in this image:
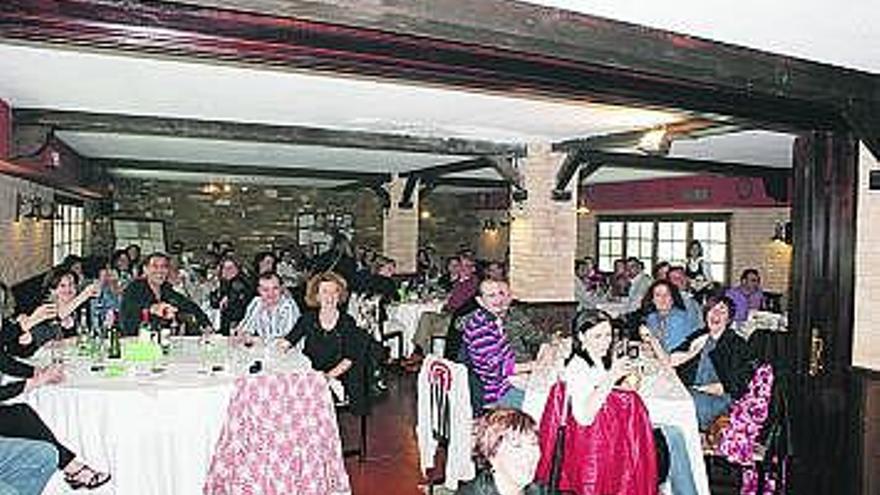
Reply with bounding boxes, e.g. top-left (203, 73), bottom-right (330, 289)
top-left (282, 271), bottom-right (371, 414)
